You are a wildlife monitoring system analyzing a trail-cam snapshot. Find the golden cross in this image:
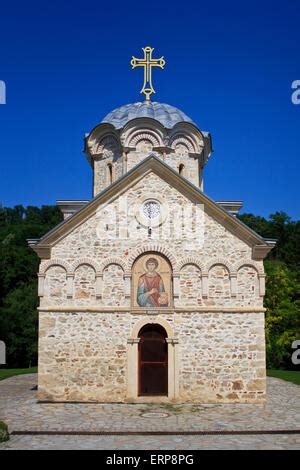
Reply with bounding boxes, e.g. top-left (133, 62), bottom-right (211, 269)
top-left (131, 46), bottom-right (165, 102)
